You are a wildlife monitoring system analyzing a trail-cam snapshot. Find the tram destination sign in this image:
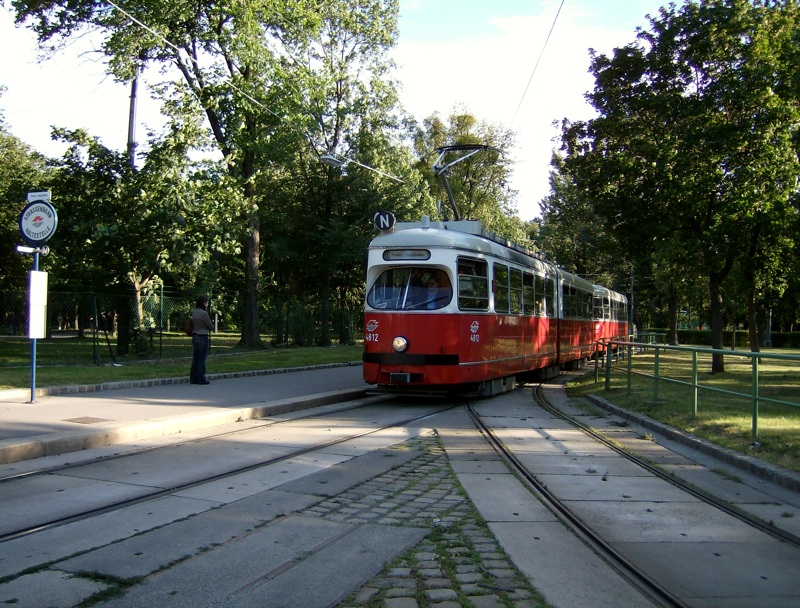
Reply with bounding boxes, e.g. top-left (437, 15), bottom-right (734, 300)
top-left (19, 191), bottom-right (58, 246)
